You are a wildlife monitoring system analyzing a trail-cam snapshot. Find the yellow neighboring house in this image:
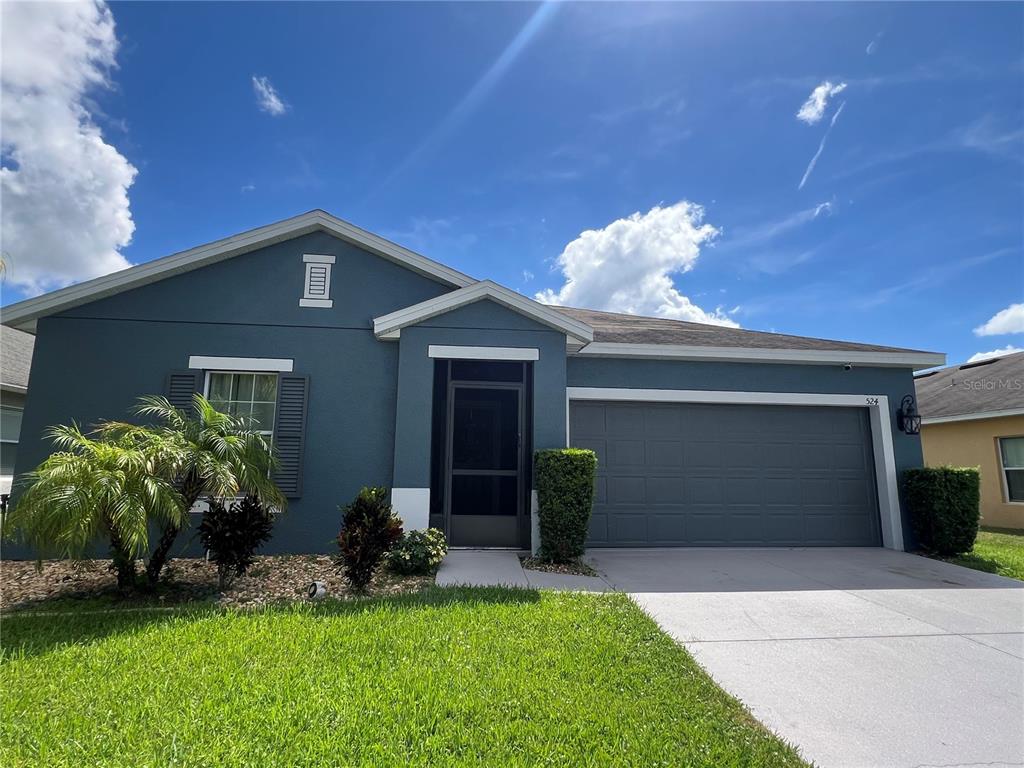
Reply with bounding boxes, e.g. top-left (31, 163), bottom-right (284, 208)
top-left (915, 351), bottom-right (1024, 531)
